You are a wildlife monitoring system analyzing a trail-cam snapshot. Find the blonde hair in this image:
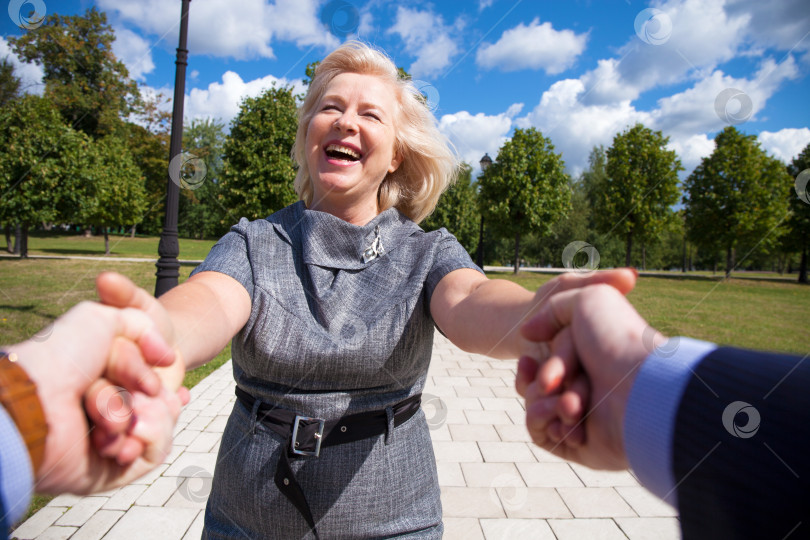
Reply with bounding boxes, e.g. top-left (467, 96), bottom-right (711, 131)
top-left (292, 41), bottom-right (458, 223)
